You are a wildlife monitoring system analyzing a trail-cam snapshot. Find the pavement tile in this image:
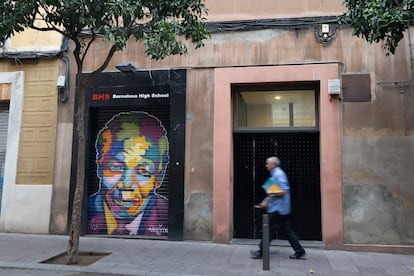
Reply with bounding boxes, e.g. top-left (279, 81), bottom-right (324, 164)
top-left (382, 263), bottom-right (414, 275)
top-left (350, 253), bottom-right (380, 268)
top-left (357, 266), bottom-right (388, 276)
top-left (272, 266), bottom-right (309, 275)
top-left (325, 251), bottom-right (359, 273)
top-left (0, 234), bottom-right (413, 276)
